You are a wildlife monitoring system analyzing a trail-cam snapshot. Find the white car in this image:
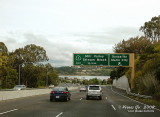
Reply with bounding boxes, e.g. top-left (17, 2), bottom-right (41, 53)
top-left (86, 85), bottom-right (103, 100)
top-left (79, 86), bottom-right (87, 92)
top-left (13, 85), bottom-right (26, 90)
top-left (49, 85), bottom-right (54, 89)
